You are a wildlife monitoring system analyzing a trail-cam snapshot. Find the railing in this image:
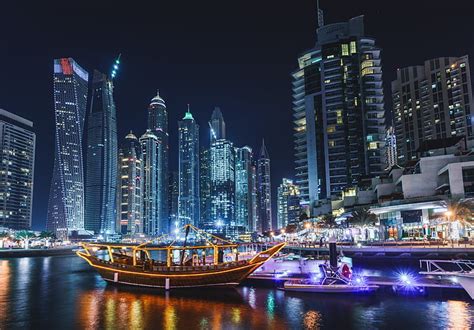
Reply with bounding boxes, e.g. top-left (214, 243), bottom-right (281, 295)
top-left (420, 259), bottom-right (474, 274)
